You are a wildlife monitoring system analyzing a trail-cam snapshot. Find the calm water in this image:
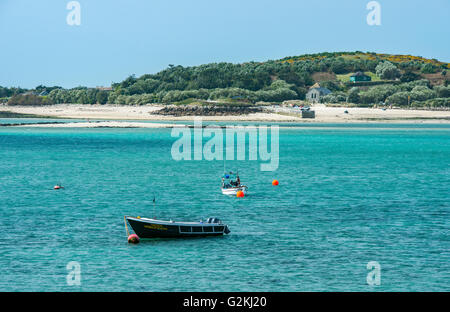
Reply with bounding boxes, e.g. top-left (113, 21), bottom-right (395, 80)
top-left (0, 123), bottom-right (449, 291)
